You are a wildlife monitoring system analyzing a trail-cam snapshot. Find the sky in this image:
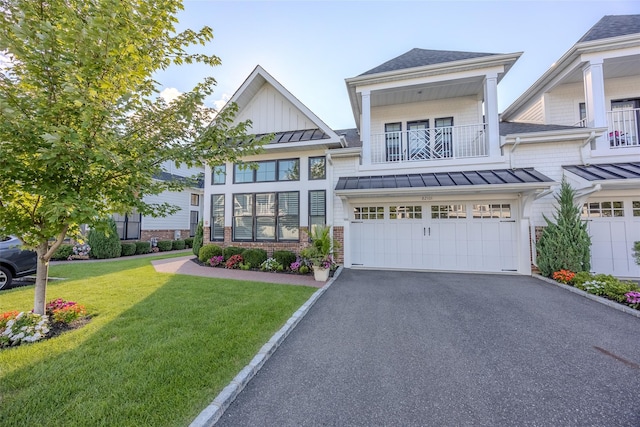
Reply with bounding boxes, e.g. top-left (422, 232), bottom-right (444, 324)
top-left (155, 0), bottom-right (640, 131)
